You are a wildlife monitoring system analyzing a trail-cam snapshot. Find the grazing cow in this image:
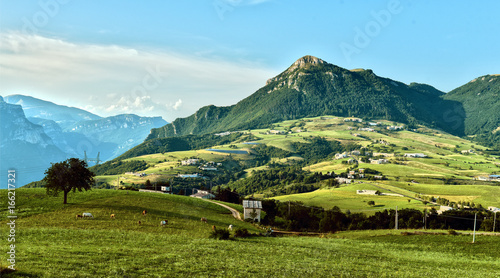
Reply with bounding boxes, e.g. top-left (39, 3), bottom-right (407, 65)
top-left (138, 220), bottom-right (142, 225)
top-left (82, 212), bottom-right (93, 218)
top-left (161, 220), bottom-right (168, 226)
top-left (212, 225), bottom-right (216, 231)
top-left (142, 210), bottom-right (147, 216)
top-left (201, 217), bottom-right (207, 223)
top-left (228, 224), bottom-right (233, 231)
top-left (110, 214), bottom-right (115, 219)
top-left (76, 214), bottom-right (83, 219)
